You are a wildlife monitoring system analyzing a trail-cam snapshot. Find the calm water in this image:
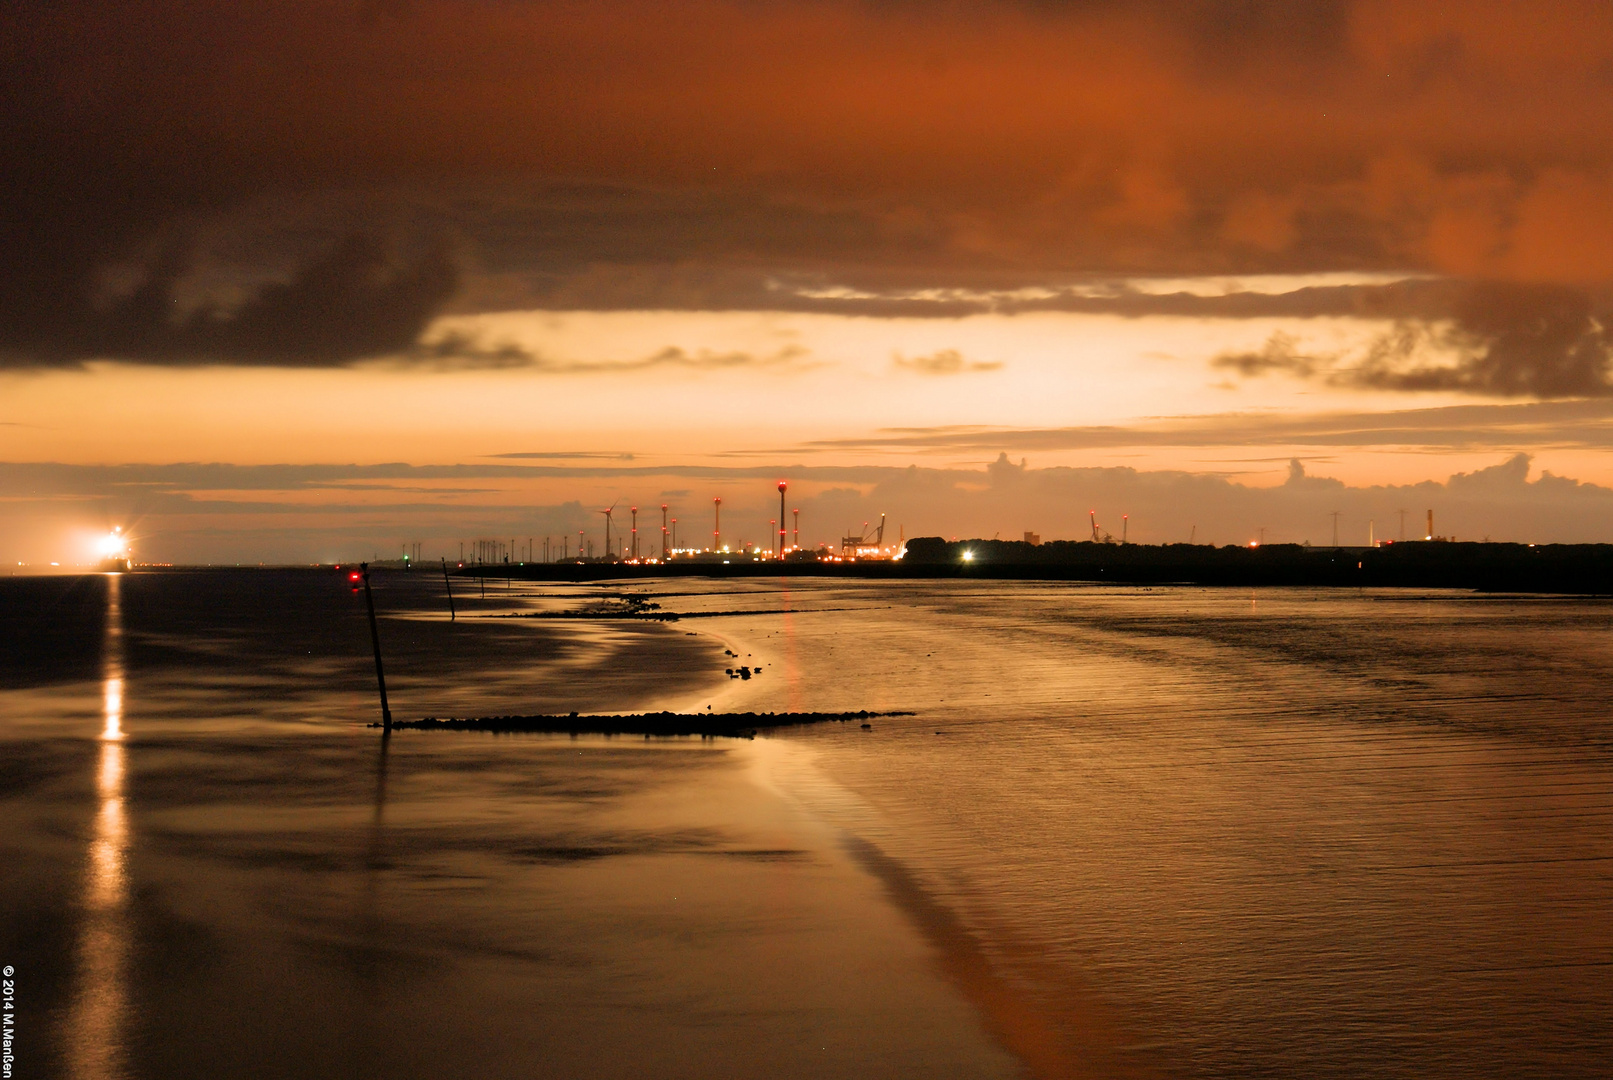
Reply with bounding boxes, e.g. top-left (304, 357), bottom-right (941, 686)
top-left (3, 570), bottom-right (1611, 1078)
